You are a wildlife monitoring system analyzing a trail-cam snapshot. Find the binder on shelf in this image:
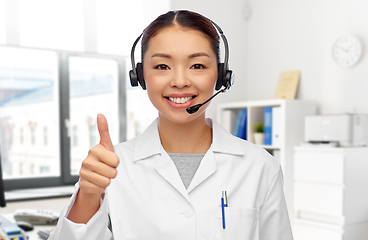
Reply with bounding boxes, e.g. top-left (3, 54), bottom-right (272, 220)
top-left (272, 106), bottom-right (282, 147)
top-left (264, 107), bottom-right (272, 145)
top-left (236, 108), bottom-right (247, 140)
